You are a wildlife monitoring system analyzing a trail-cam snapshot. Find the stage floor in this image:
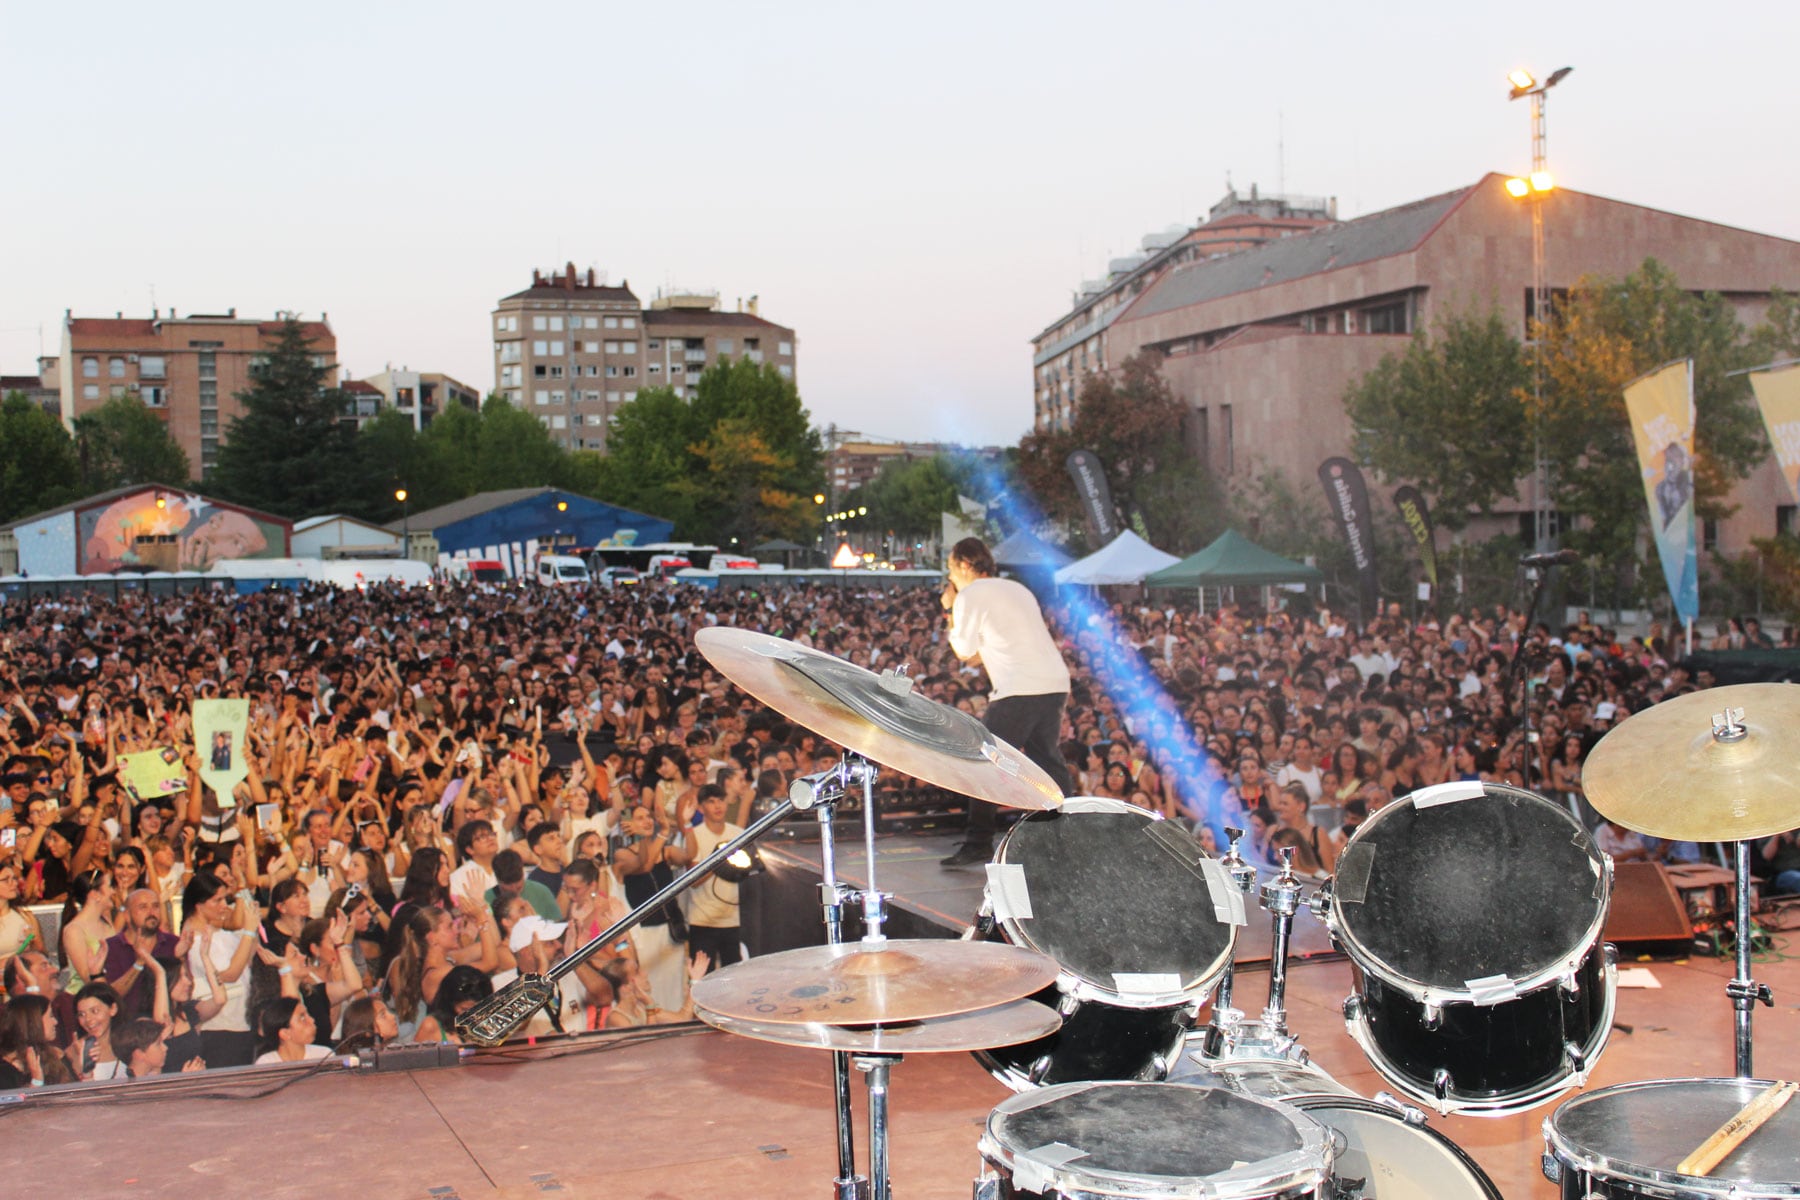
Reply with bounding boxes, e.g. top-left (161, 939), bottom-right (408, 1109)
top-left (12, 948), bottom-right (1797, 1199)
